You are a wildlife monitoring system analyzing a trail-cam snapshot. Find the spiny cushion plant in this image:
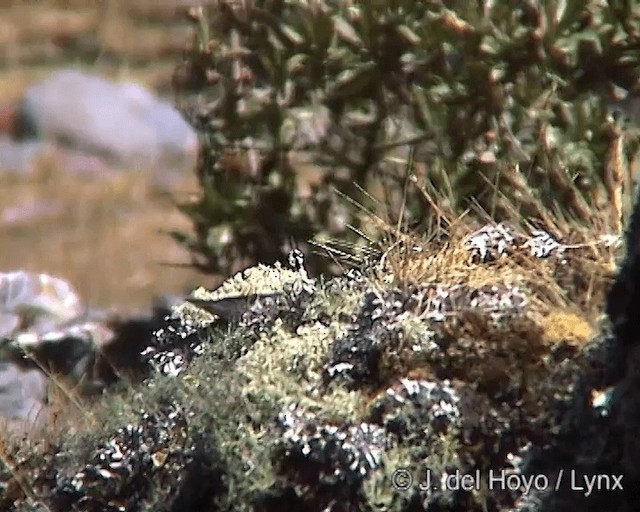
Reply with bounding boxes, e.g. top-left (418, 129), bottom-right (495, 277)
top-left (172, 0), bottom-right (640, 277)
